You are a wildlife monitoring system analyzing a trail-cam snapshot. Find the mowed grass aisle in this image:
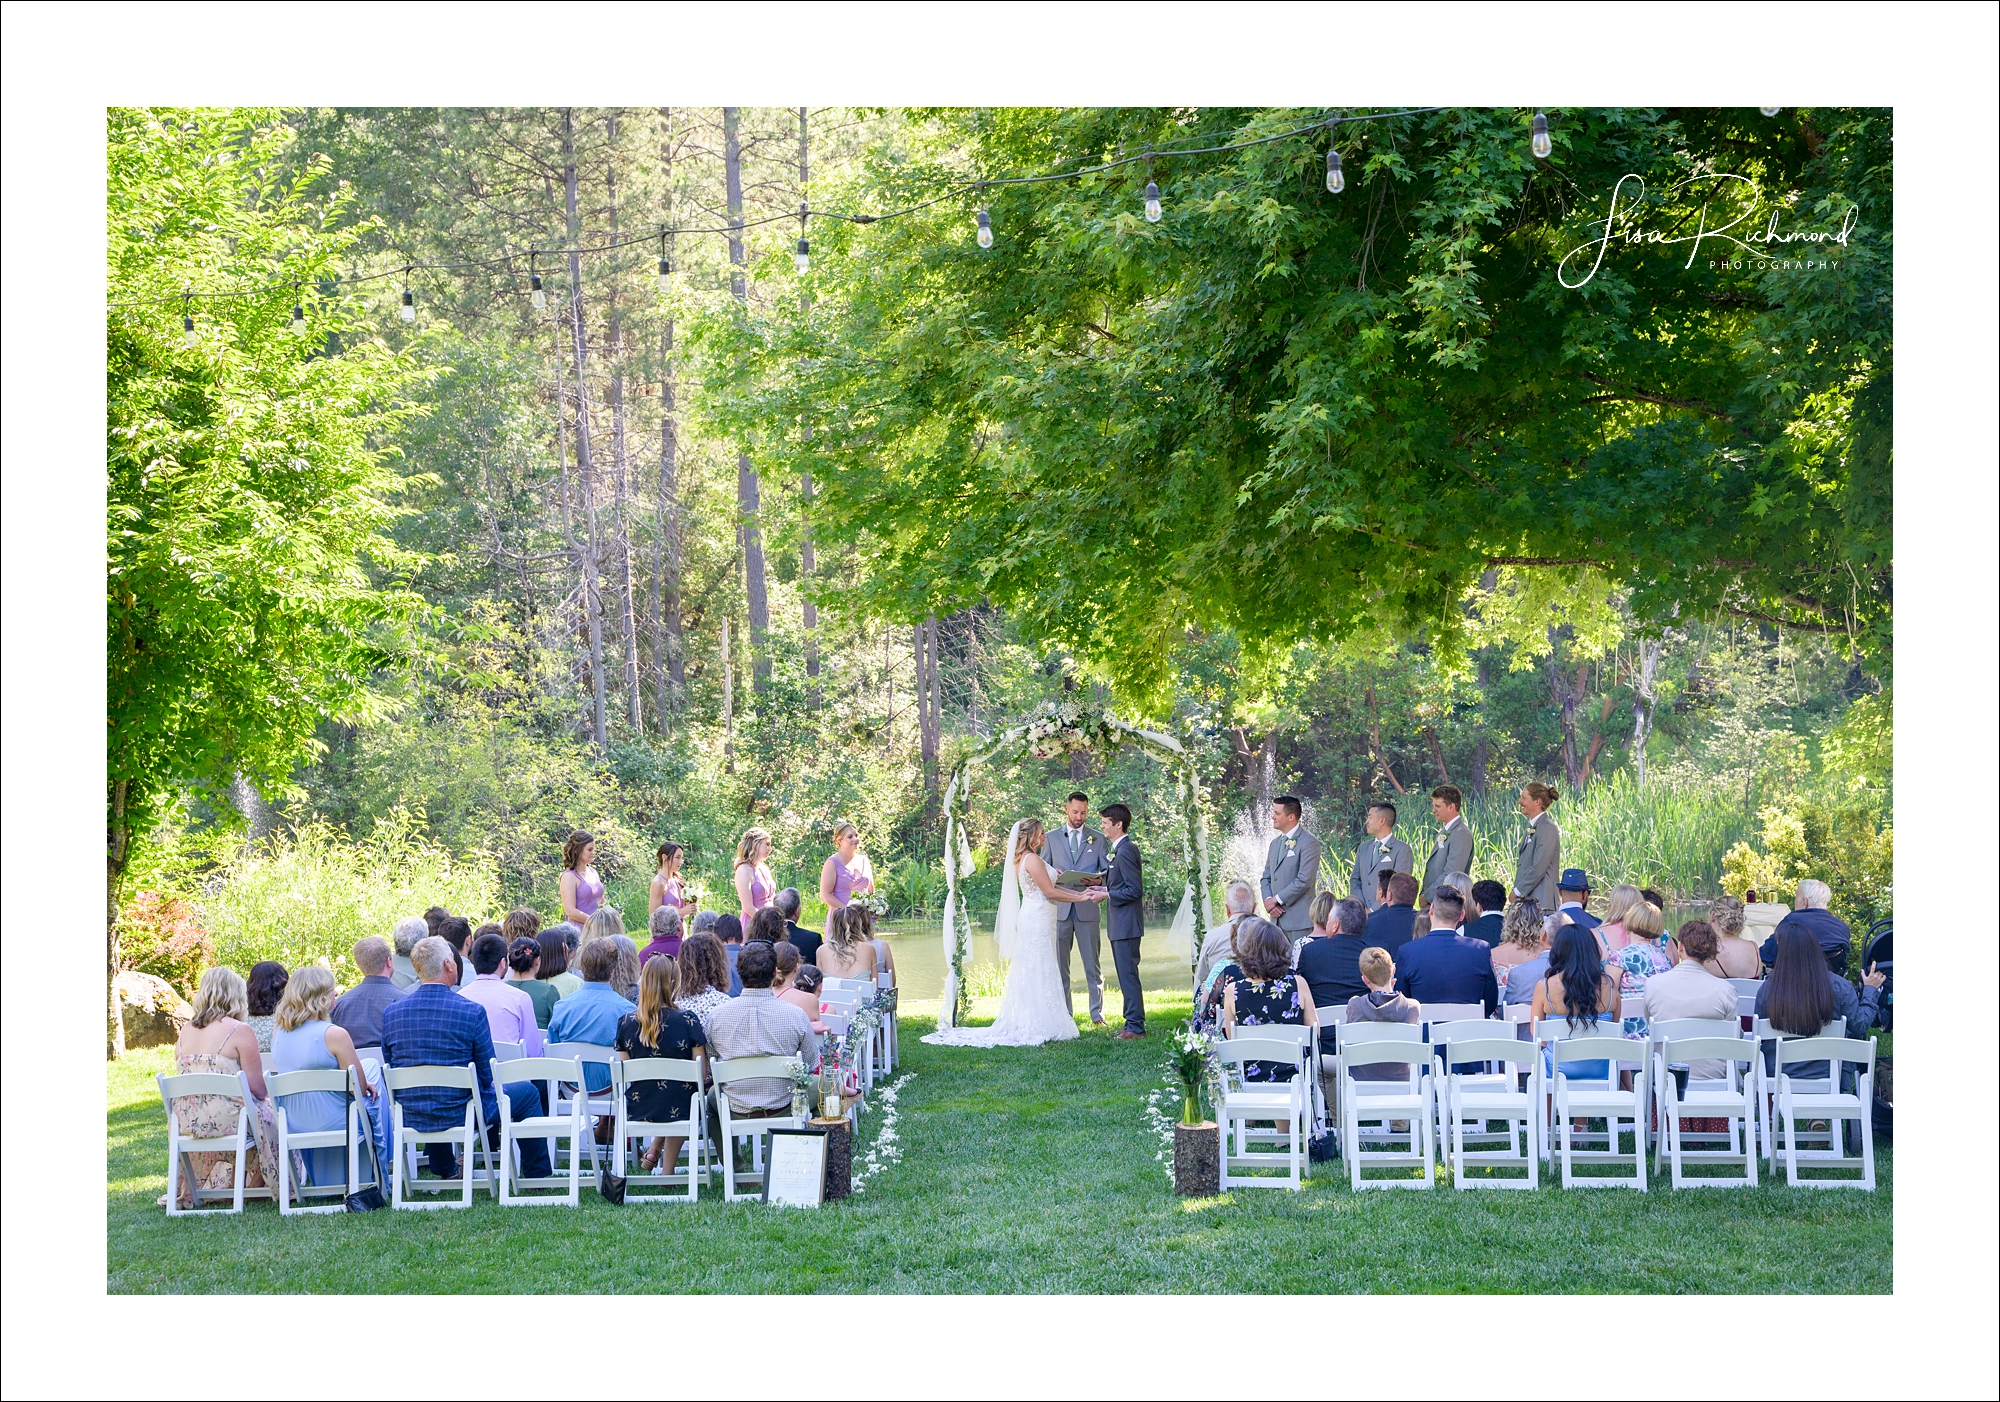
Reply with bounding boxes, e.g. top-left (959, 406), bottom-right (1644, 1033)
top-left (107, 995), bottom-right (1891, 1293)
